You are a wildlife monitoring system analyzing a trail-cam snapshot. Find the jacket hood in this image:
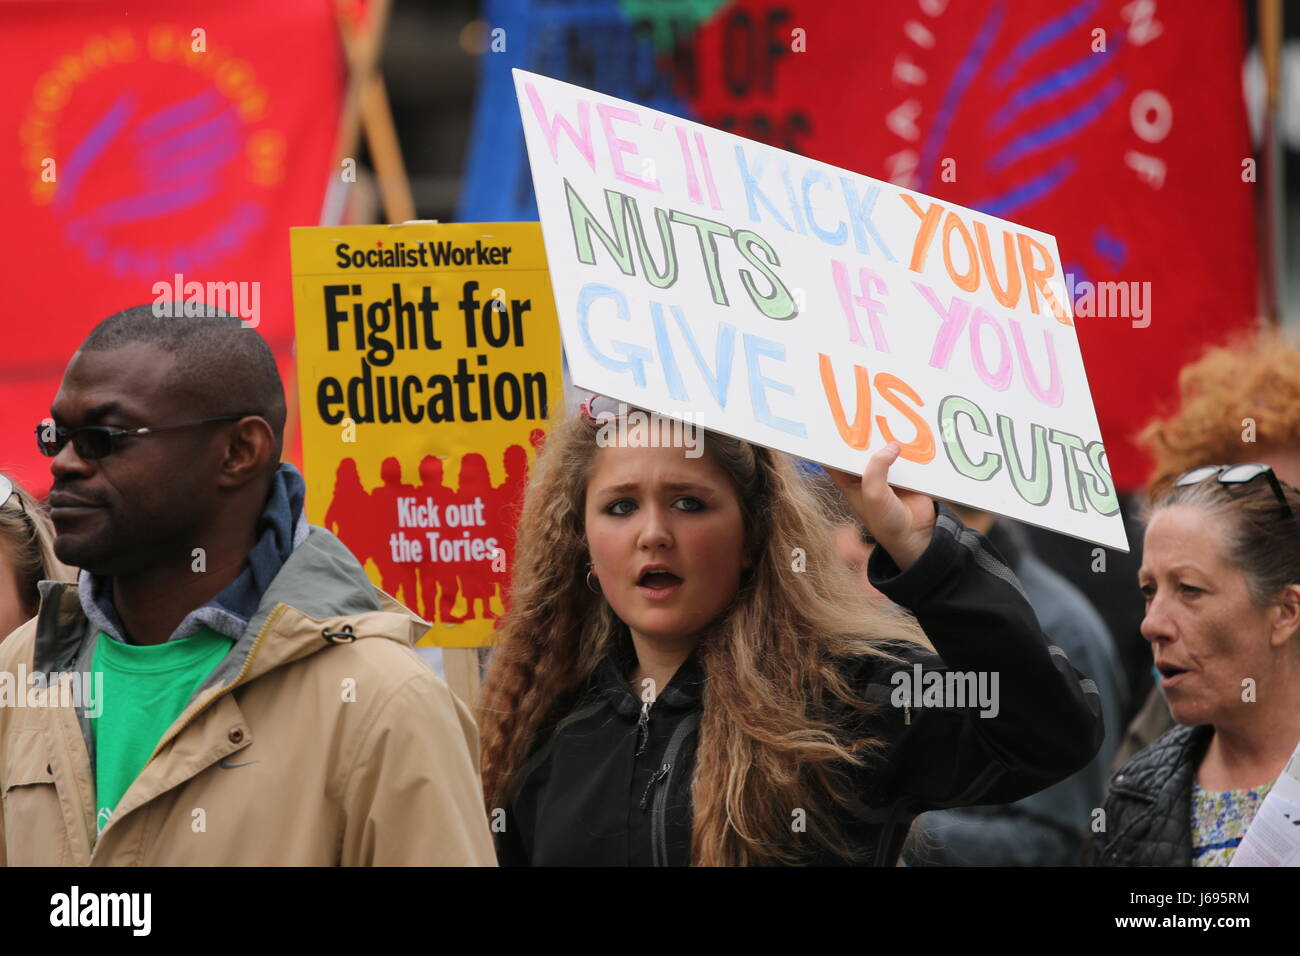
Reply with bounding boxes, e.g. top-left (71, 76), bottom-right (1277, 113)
top-left (196, 524), bottom-right (427, 691)
top-left (33, 524), bottom-right (427, 687)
